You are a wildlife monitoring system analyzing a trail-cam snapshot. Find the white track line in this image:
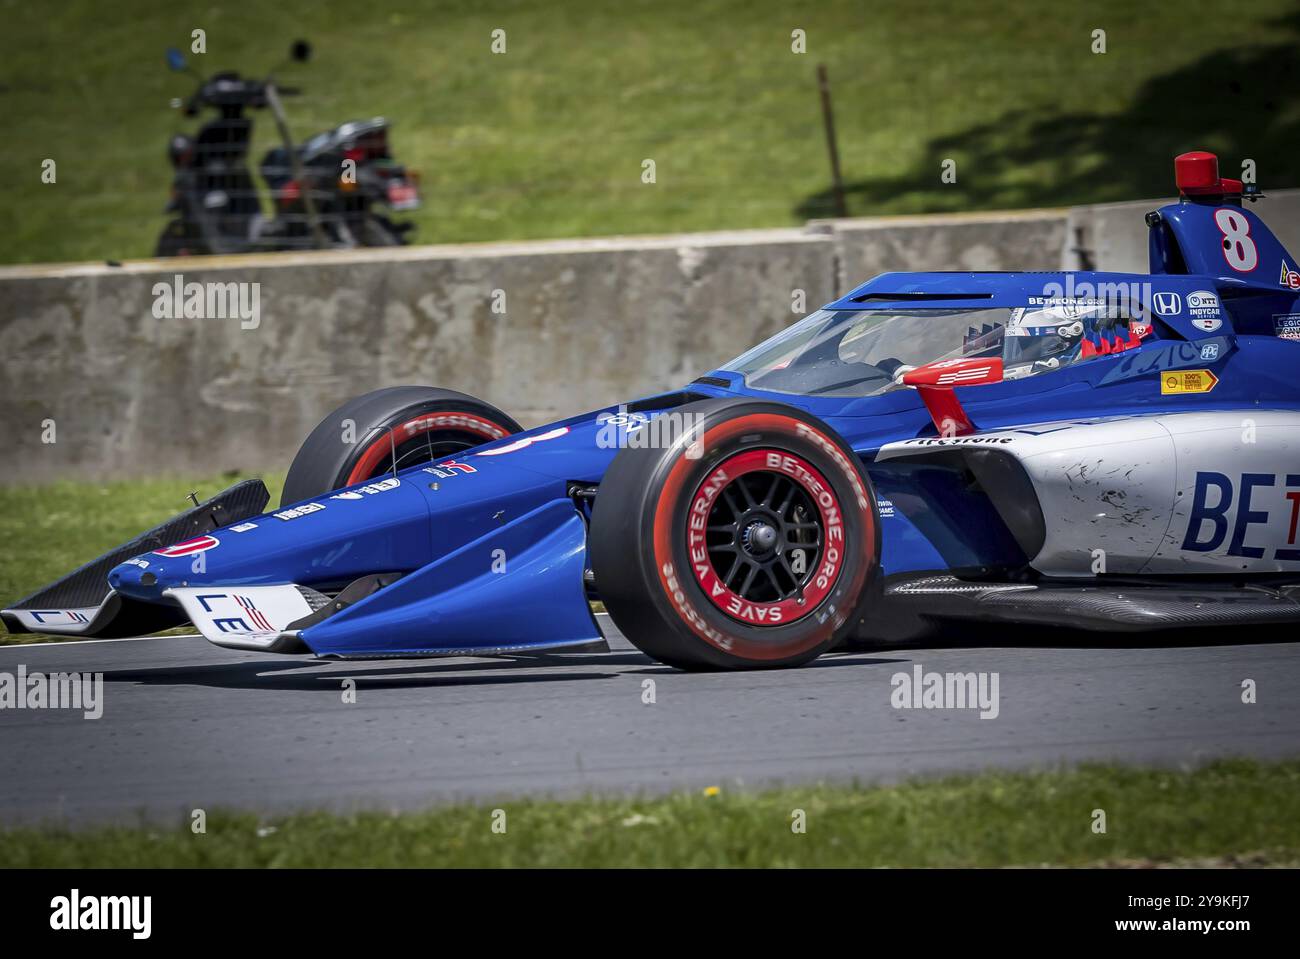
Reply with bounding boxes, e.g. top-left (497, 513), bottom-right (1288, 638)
top-left (0, 632), bottom-right (199, 650)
